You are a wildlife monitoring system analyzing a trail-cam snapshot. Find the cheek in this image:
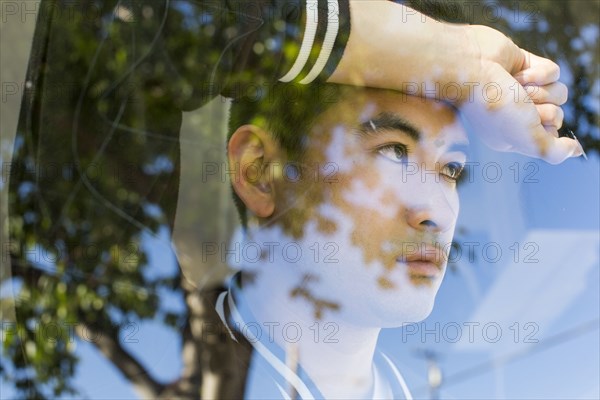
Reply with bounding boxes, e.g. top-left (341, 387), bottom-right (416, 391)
top-left (272, 176), bottom-right (327, 240)
top-left (324, 167), bottom-right (411, 269)
top-left (444, 187), bottom-right (460, 224)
